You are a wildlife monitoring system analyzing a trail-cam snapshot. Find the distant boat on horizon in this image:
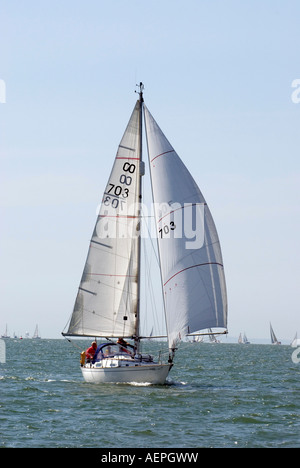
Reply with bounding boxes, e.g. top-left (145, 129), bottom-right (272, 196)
top-left (270, 323), bottom-right (281, 345)
top-left (291, 332), bottom-right (300, 348)
top-left (189, 334), bottom-right (204, 343)
top-left (1, 325), bottom-right (10, 339)
top-left (208, 328), bottom-right (221, 343)
top-left (32, 325), bottom-right (41, 340)
top-left (238, 332), bottom-right (250, 344)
